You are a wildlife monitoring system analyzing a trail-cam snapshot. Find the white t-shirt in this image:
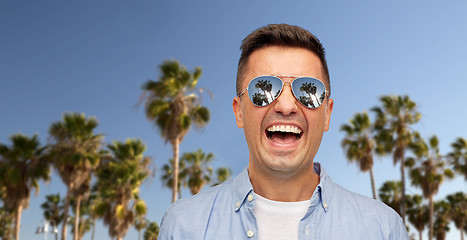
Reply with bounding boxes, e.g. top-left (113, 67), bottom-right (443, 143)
top-left (253, 193), bottom-right (310, 240)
